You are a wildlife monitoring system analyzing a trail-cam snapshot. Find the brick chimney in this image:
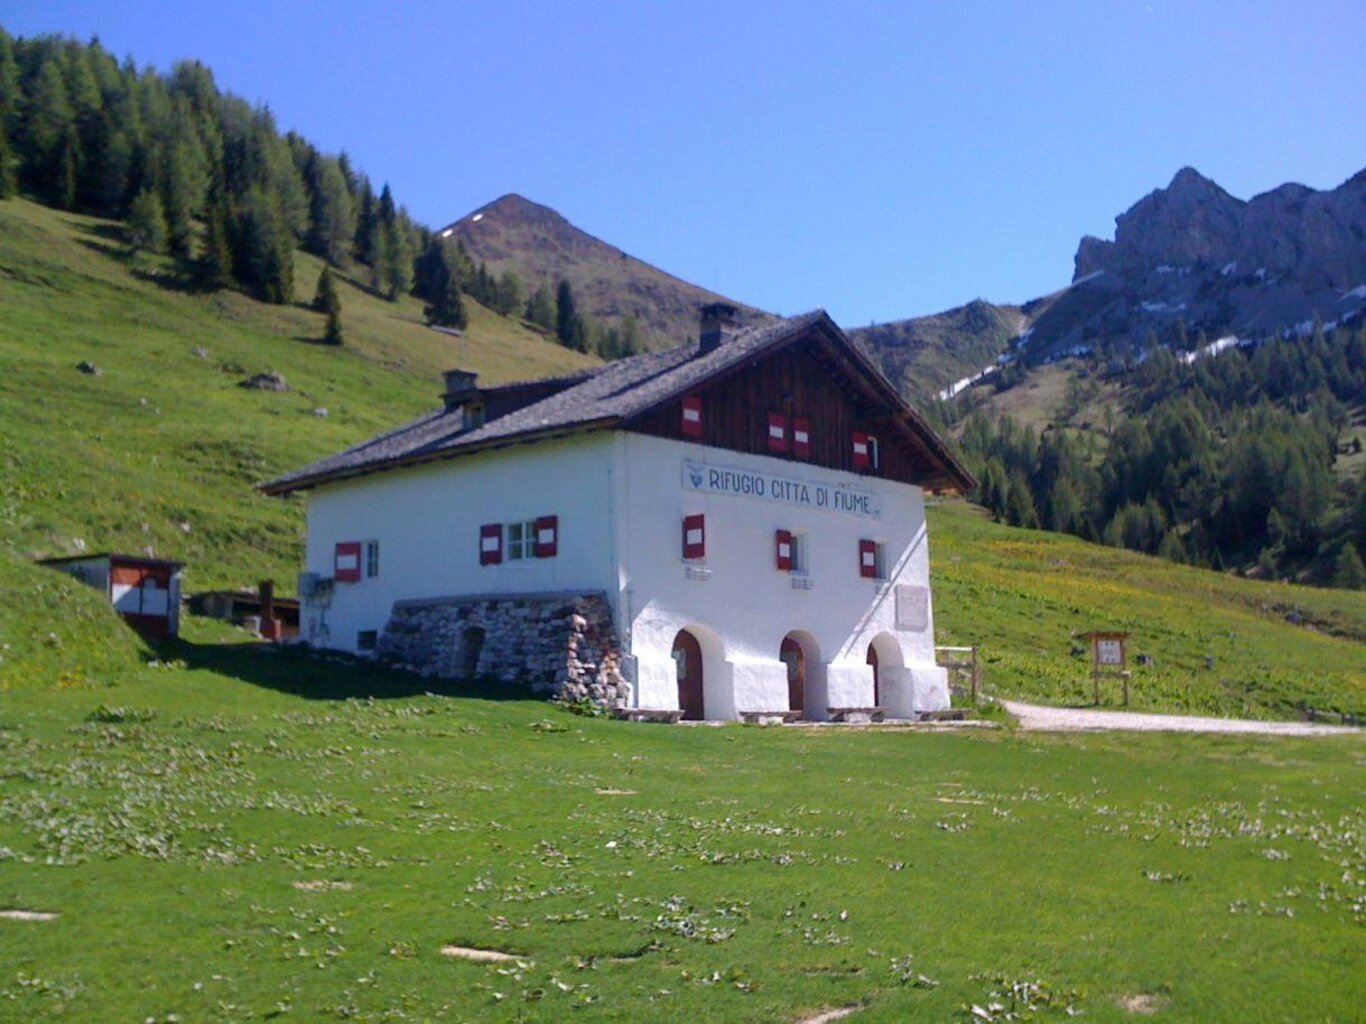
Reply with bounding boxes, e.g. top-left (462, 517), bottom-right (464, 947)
top-left (698, 302), bottom-right (740, 355)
